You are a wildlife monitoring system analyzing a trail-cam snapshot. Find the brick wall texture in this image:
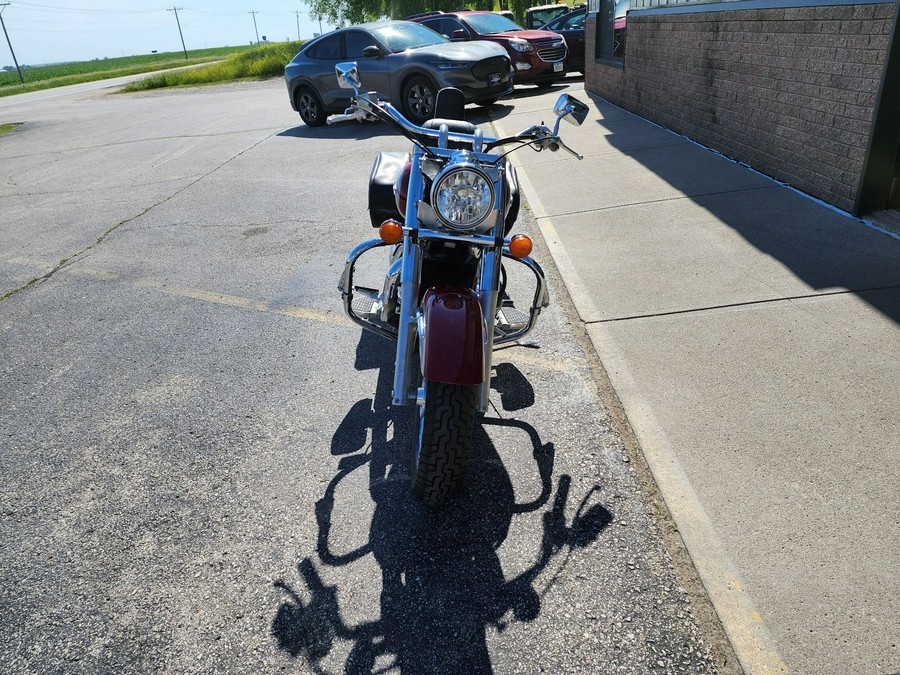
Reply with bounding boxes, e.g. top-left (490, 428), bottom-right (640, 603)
top-left (585, 2), bottom-right (897, 213)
